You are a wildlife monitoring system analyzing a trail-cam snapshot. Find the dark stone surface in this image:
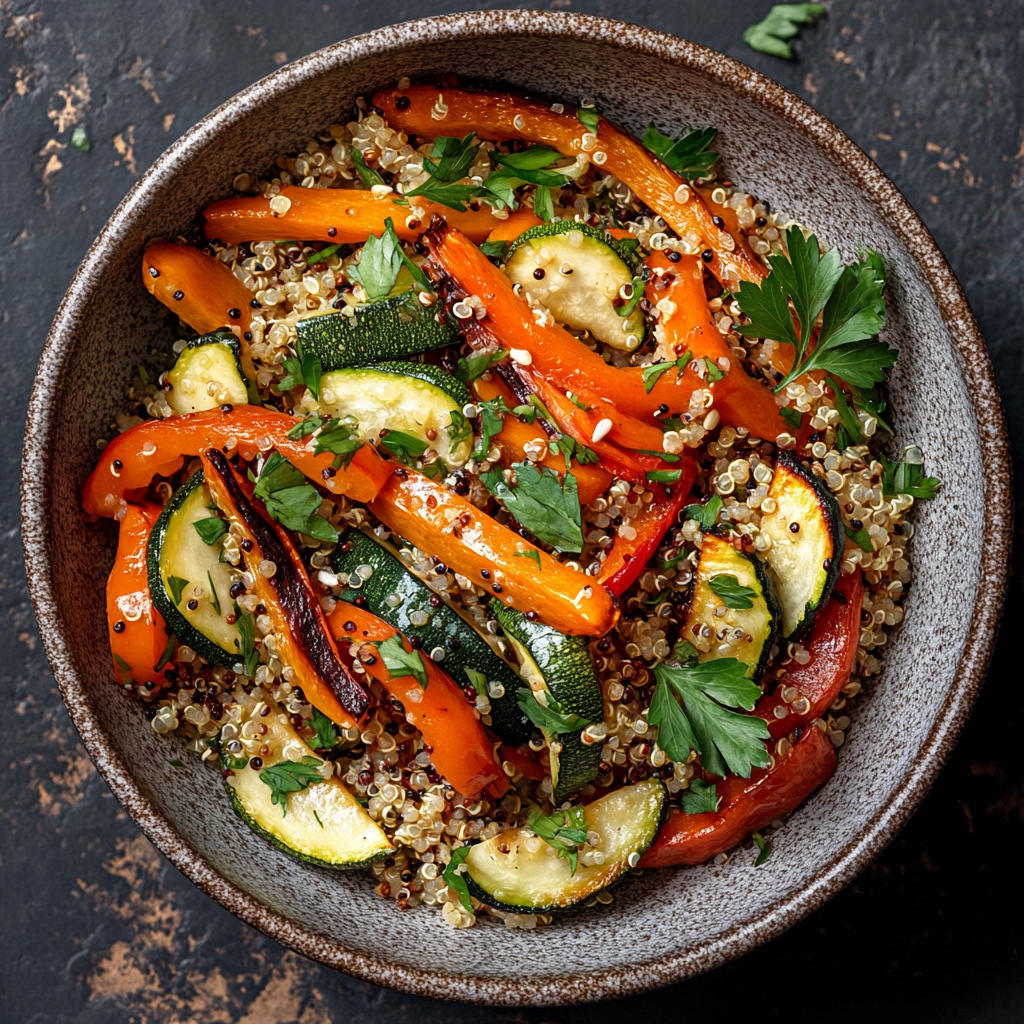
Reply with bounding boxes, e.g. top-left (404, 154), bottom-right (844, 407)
top-left (2, 1), bottom-right (1022, 1020)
